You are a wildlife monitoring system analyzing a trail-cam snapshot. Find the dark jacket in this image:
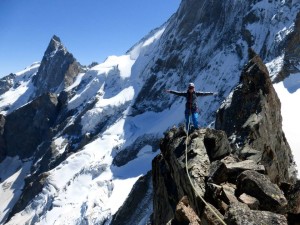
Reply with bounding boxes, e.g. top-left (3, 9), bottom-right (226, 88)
top-left (169, 90), bottom-right (213, 114)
